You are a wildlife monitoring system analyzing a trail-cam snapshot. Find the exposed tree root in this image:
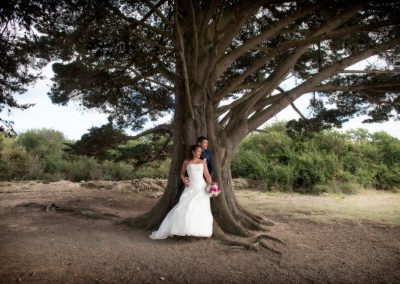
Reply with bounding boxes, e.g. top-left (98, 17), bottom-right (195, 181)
top-left (20, 201), bottom-right (284, 253)
top-left (18, 202), bottom-right (121, 220)
top-left (217, 236), bottom-right (284, 254)
top-left (120, 203), bottom-right (284, 253)
top-left (119, 194), bottom-right (176, 230)
top-left (236, 210), bottom-right (272, 232)
top-left (239, 207), bottom-right (275, 227)
top-left (211, 221), bottom-right (285, 254)
top-left (119, 210), bottom-right (162, 230)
